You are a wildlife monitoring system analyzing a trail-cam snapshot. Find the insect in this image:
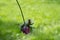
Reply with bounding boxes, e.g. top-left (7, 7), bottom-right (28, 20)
top-left (21, 19), bottom-right (33, 34)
